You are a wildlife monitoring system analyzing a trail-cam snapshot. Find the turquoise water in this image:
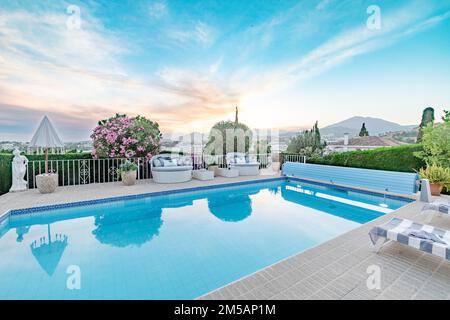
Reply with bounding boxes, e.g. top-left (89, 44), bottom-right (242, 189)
top-left (0, 180), bottom-right (410, 299)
